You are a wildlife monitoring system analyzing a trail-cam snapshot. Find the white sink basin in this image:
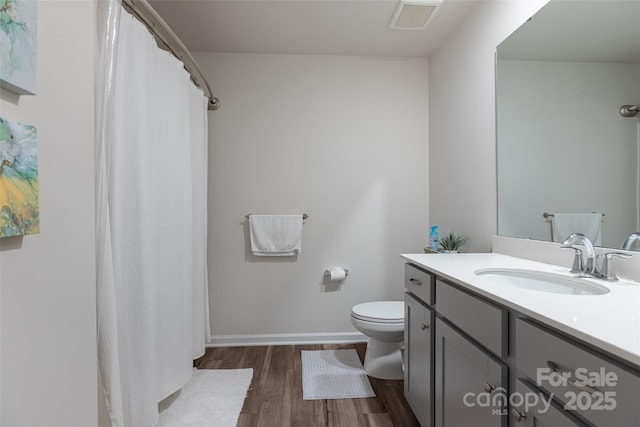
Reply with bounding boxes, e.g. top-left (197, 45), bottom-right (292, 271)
top-left (474, 268), bottom-right (610, 295)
